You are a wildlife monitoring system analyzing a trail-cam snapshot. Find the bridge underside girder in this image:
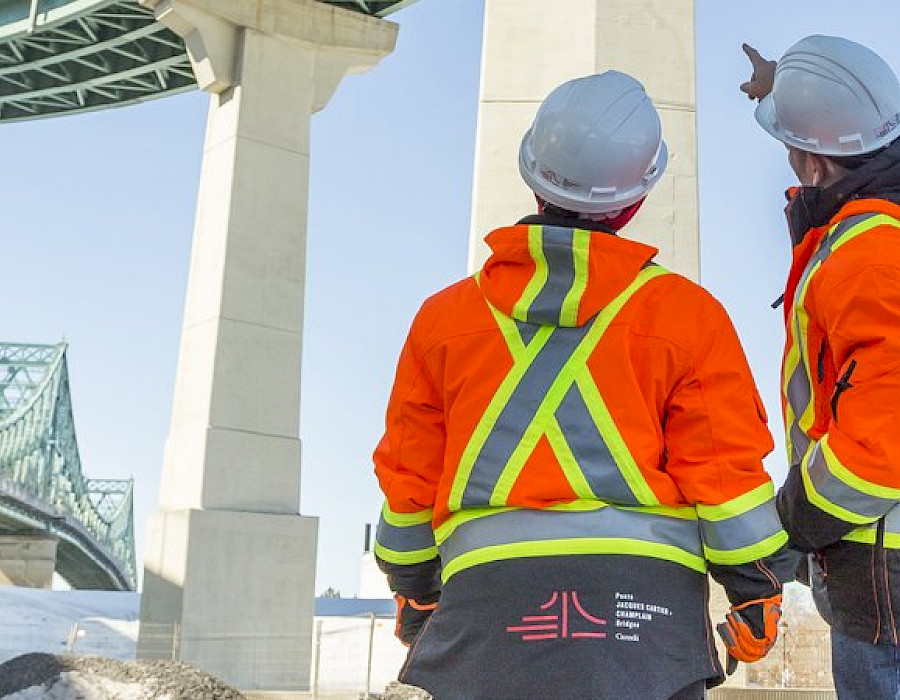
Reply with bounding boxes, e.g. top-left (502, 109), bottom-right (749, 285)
top-left (0, 0), bottom-right (417, 122)
top-left (0, 1), bottom-right (194, 122)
